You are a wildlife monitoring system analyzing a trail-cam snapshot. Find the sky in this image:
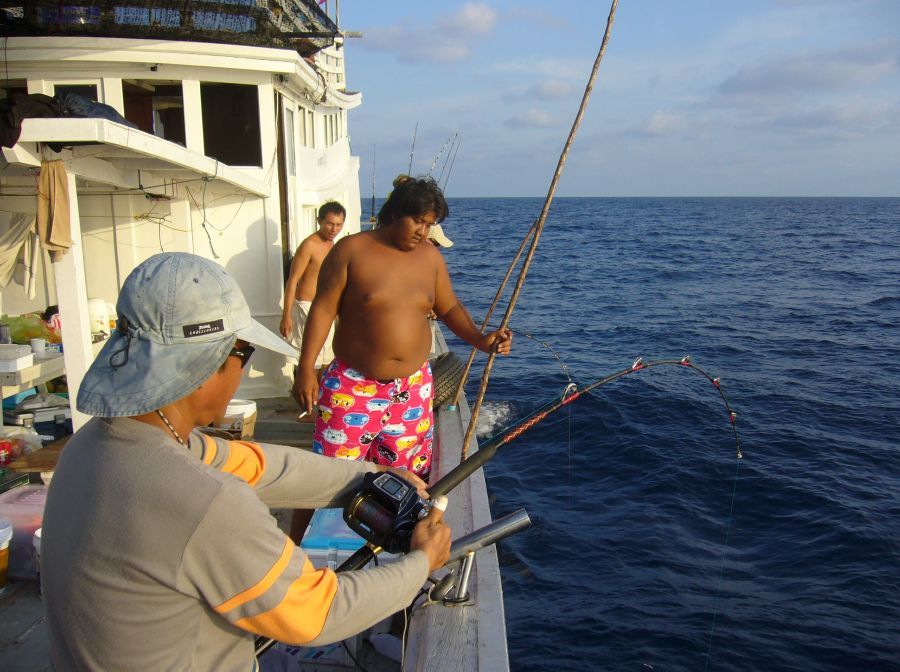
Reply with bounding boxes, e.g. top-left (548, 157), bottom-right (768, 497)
top-left (329, 0), bottom-right (900, 197)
